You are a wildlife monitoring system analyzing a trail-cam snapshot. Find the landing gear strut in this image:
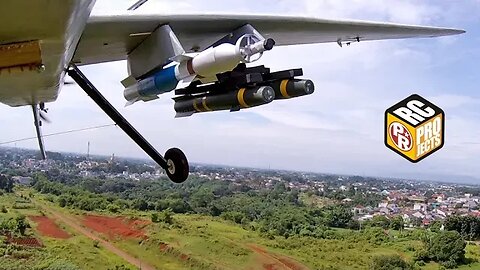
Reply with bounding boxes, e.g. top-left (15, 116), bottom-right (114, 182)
top-left (67, 64), bottom-right (189, 183)
top-left (32, 104), bottom-right (47, 160)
